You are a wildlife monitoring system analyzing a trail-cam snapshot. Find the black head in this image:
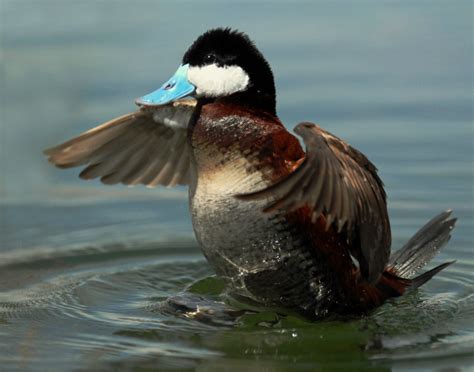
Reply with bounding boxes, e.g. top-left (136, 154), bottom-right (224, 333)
top-left (182, 28), bottom-right (276, 114)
